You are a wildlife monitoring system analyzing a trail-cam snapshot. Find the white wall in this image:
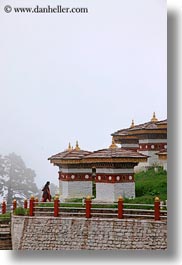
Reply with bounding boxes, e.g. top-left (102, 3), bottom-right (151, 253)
top-left (96, 168), bottom-right (134, 174)
top-left (114, 183), bottom-right (135, 200)
top-left (95, 182), bottom-right (135, 202)
top-left (95, 183), bottom-right (115, 202)
top-left (61, 181), bottom-right (92, 199)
